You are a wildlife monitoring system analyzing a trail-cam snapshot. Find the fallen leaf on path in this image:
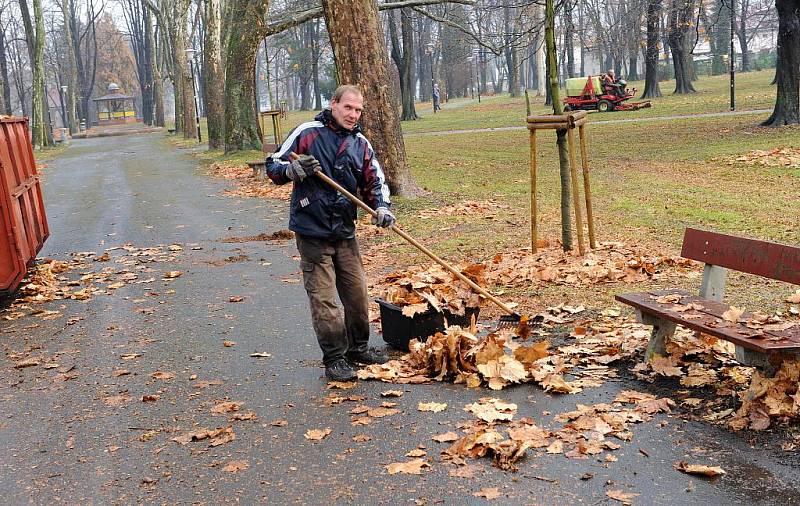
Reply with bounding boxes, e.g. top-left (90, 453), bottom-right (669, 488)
top-left (473, 487), bottom-right (502, 500)
top-left (674, 461), bottom-right (726, 477)
top-left (432, 432), bottom-right (459, 443)
top-left (211, 401), bottom-right (243, 414)
top-left (141, 394), bottom-right (159, 402)
top-left (405, 449), bottom-right (427, 457)
top-left (418, 402), bottom-right (447, 413)
top-left (464, 398), bottom-right (517, 423)
top-left (367, 407), bottom-right (401, 418)
top-left (381, 390), bottom-right (404, 397)
top-left (222, 460), bottom-right (249, 473)
top-left (327, 381), bottom-right (357, 390)
top-left (120, 353), bottom-right (141, 360)
top-left (13, 358), bottom-right (40, 369)
top-left (353, 434), bottom-right (372, 442)
top-left (270, 419), bottom-right (288, 427)
top-left (103, 394), bottom-right (131, 407)
top-left (163, 271), bottom-right (183, 279)
top-left (386, 458), bottom-right (429, 475)
top-left (223, 340), bottom-right (236, 347)
top-left (229, 296), bottom-right (244, 303)
top-left (150, 371), bottom-right (175, 380)
top-left (606, 490), bottom-right (639, 504)
top-left (304, 428), bottom-right (332, 441)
